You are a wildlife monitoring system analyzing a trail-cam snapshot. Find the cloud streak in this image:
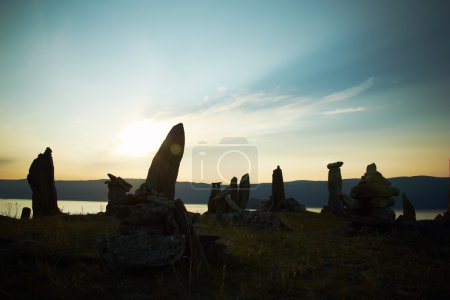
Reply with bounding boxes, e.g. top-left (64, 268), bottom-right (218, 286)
top-left (320, 107), bottom-right (365, 115)
top-left (319, 77), bottom-right (374, 104)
